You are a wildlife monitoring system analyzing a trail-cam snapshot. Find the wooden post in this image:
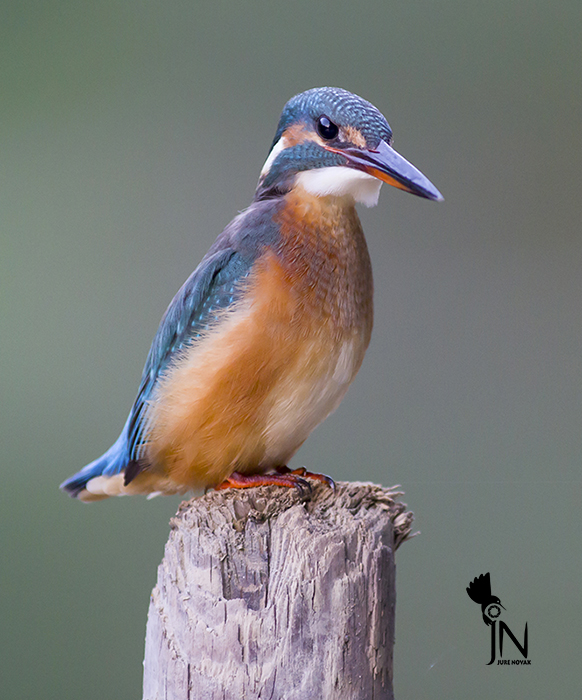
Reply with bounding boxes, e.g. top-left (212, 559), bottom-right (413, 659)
top-left (142, 481), bottom-right (413, 700)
